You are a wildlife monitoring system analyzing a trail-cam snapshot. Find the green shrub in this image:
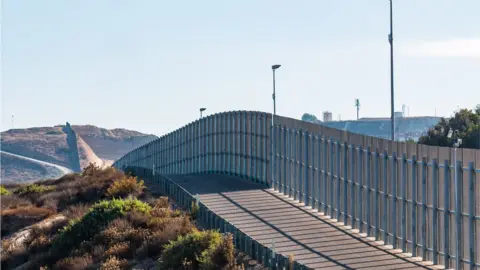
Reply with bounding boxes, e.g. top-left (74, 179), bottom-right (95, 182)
top-left (1, 185), bottom-right (11, 196)
top-left (106, 176), bottom-right (144, 198)
top-left (52, 198), bottom-right (151, 256)
top-left (190, 201), bottom-right (199, 220)
top-left (82, 163), bottom-right (102, 177)
top-left (14, 184), bottom-right (55, 195)
top-left (55, 147), bottom-right (69, 154)
top-left (159, 230), bottom-right (234, 269)
top-left (45, 130), bottom-right (64, 135)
